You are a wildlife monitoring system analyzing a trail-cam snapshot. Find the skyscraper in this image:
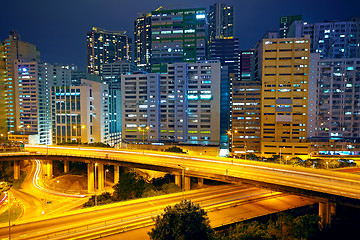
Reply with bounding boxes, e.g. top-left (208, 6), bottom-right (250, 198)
top-left (0, 31), bottom-right (40, 135)
top-left (150, 7), bottom-right (208, 73)
top-left (209, 2), bottom-right (234, 41)
top-left (14, 61), bottom-right (71, 144)
top-left (86, 27), bottom-right (132, 76)
top-left (134, 13), bottom-right (152, 72)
